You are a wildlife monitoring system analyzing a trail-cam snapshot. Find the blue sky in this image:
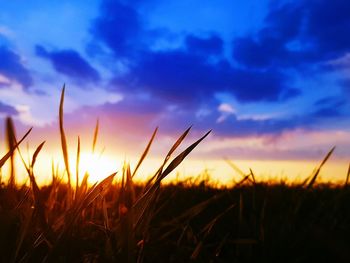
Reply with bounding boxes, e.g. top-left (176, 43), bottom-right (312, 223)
top-left (0, 0), bottom-right (350, 160)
